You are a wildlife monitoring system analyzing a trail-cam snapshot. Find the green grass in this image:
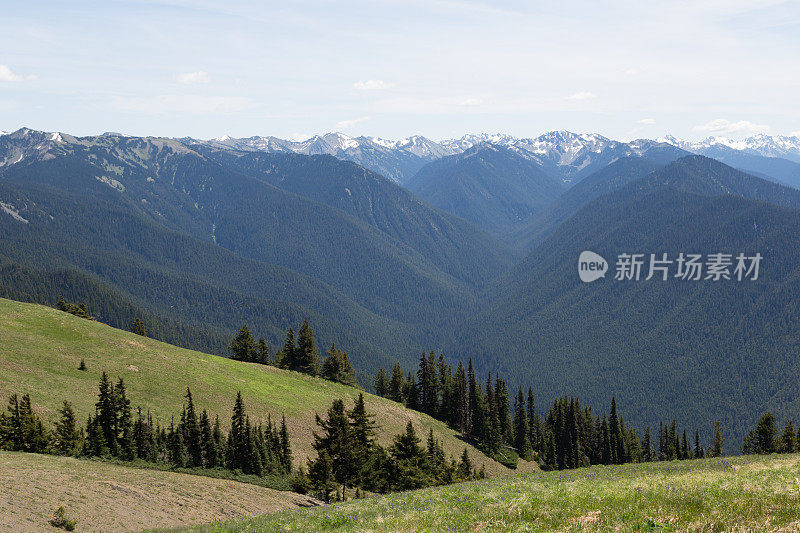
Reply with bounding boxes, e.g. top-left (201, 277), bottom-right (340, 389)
top-left (164, 454), bottom-right (800, 532)
top-left (0, 297), bottom-right (525, 475)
